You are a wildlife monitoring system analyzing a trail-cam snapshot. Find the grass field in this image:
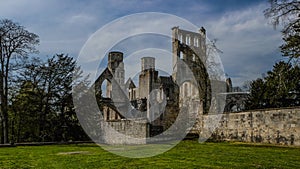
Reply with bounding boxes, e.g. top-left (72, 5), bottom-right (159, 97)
top-left (0, 140), bottom-right (299, 168)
